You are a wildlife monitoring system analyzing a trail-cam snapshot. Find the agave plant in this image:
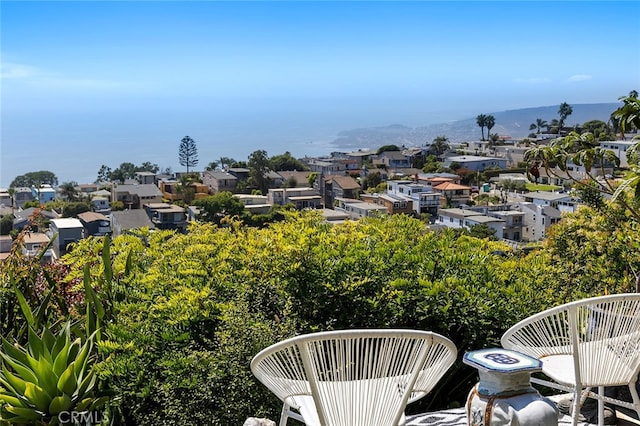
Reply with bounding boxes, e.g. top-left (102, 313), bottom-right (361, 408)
top-left (0, 247), bottom-right (112, 425)
top-left (0, 323), bottom-right (110, 425)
